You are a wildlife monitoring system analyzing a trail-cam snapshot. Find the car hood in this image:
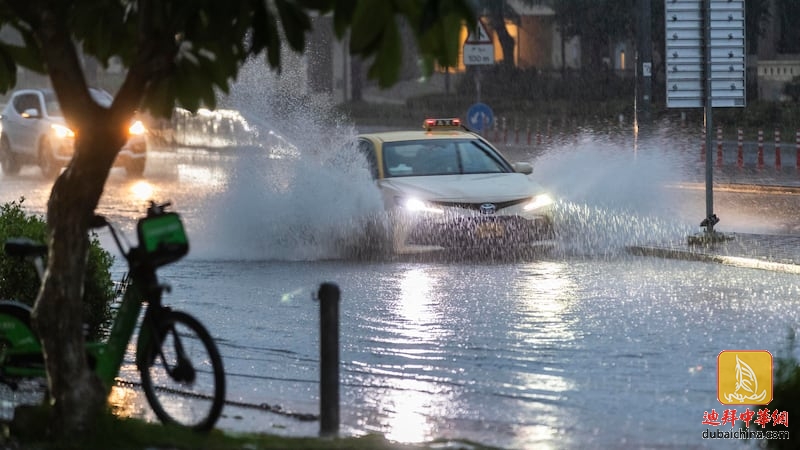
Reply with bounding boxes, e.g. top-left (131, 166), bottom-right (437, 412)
top-left (379, 173), bottom-right (547, 203)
